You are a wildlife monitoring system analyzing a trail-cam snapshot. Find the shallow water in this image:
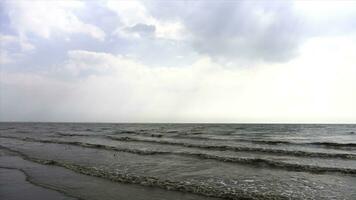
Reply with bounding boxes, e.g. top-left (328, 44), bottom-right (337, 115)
top-left (0, 167), bottom-right (76, 200)
top-left (1, 123), bottom-right (356, 199)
